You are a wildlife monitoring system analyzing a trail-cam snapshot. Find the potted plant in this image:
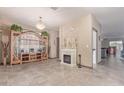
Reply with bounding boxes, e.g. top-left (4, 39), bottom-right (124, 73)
top-left (10, 24), bottom-right (23, 32)
top-left (41, 31), bottom-right (49, 36)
